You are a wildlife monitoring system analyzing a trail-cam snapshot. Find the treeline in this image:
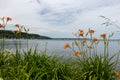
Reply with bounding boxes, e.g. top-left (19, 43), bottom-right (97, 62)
top-left (0, 30), bottom-right (51, 39)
